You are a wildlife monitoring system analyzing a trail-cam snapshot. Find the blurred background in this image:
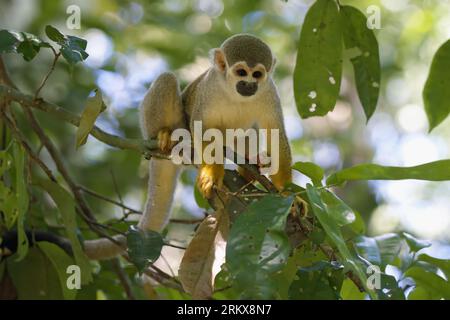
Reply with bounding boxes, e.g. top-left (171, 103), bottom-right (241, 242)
top-left (1, 0), bottom-right (449, 278)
